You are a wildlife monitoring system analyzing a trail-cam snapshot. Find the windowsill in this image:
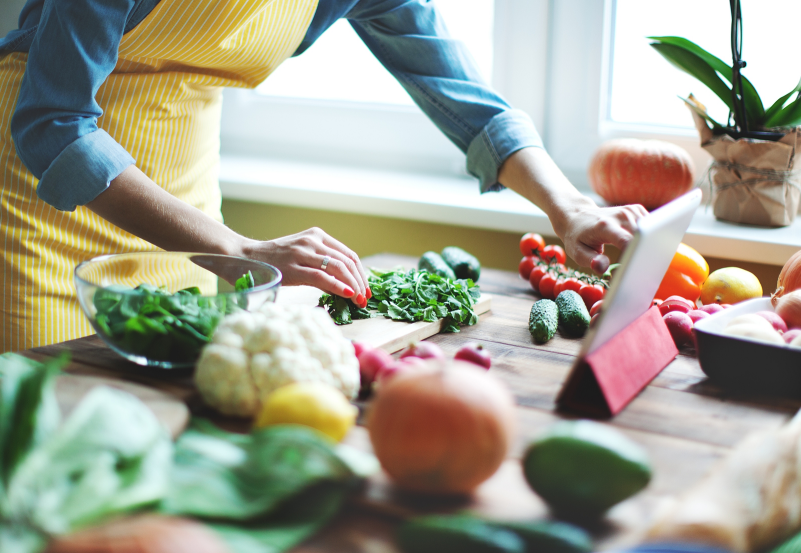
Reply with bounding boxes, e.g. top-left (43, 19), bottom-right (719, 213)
top-left (219, 156), bottom-right (801, 266)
